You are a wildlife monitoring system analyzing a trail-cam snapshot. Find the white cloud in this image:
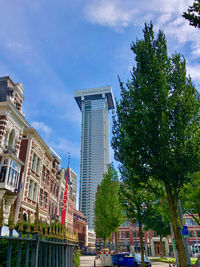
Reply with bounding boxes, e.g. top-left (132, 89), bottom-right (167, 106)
top-left (50, 138), bottom-right (80, 159)
top-left (84, 0), bottom-right (192, 29)
top-left (84, 0), bottom-right (200, 58)
top-left (6, 41), bottom-right (31, 51)
top-left (84, 0), bottom-right (137, 29)
top-left (31, 121), bottom-right (52, 136)
top-left (187, 64), bottom-right (200, 84)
